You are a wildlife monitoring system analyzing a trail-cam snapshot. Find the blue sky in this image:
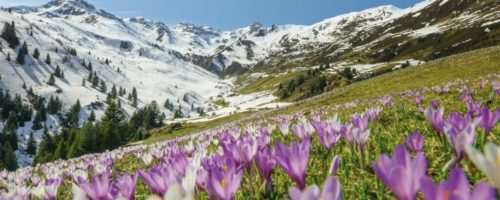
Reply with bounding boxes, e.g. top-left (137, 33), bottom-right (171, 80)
top-left (1, 0), bottom-right (422, 30)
